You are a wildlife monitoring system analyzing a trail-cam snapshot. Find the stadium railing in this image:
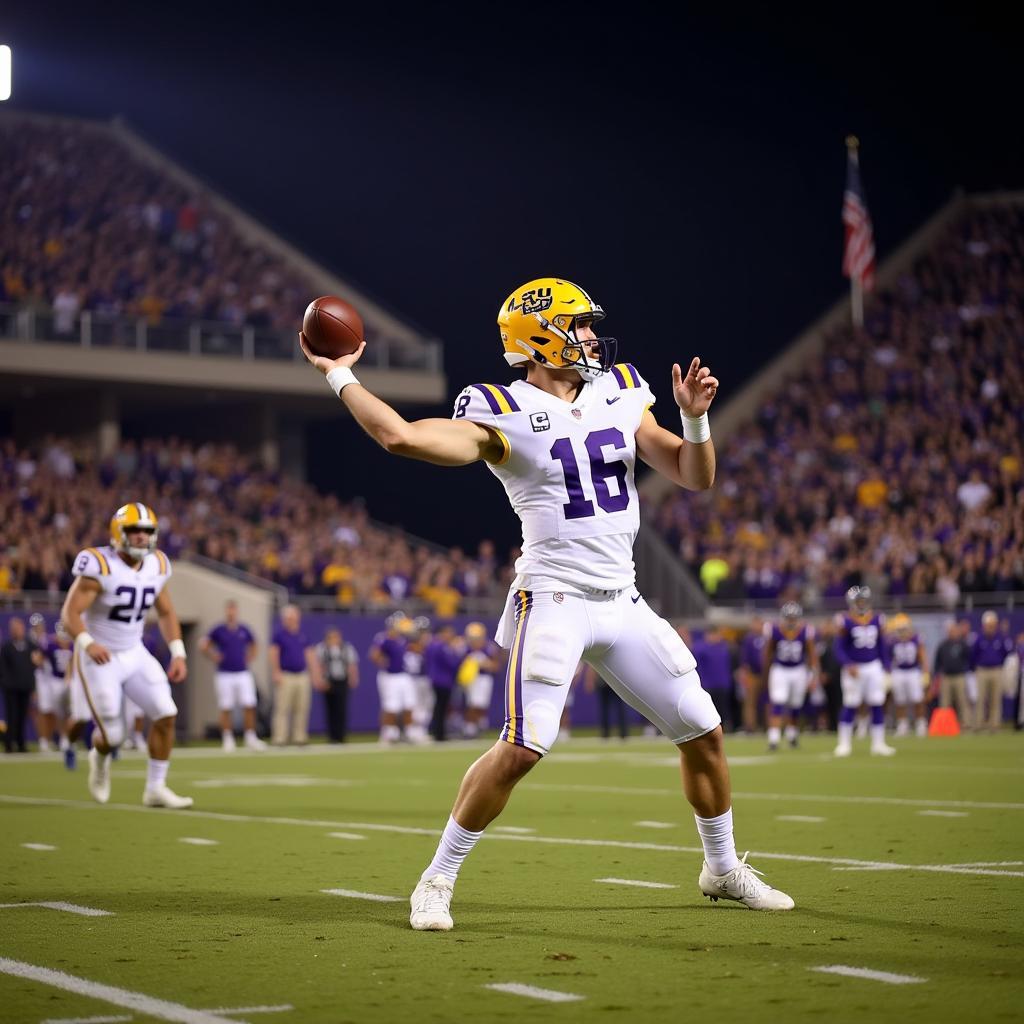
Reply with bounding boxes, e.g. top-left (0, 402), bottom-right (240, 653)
top-left (0, 302), bottom-right (442, 373)
top-left (708, 591), bottom-right (1024, 615)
